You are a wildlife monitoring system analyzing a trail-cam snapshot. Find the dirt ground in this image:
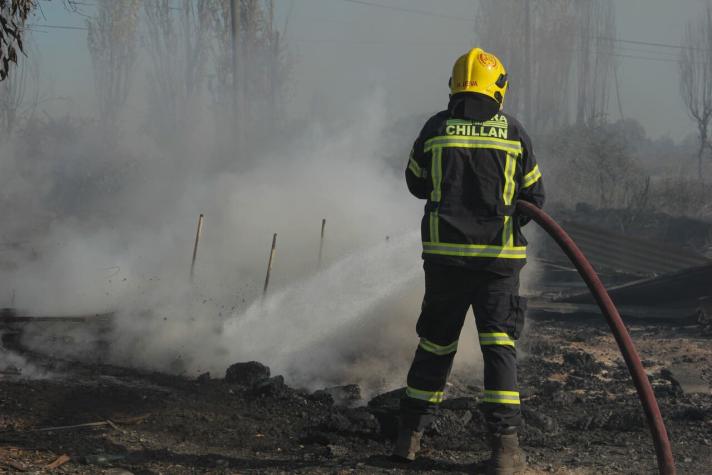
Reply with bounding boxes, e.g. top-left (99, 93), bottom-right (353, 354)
top-left (0, 313), bottom-right (710, 474)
